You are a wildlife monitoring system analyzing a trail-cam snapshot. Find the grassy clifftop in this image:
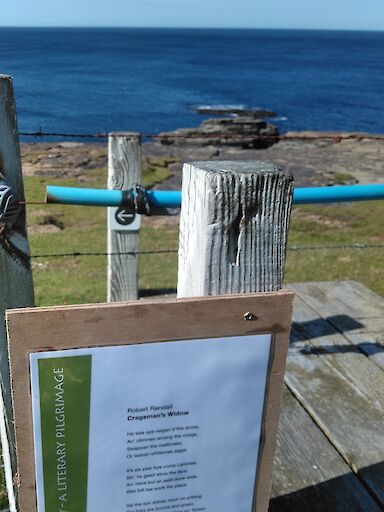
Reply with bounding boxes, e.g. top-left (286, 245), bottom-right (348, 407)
top-left (21, 140), bottom-right (383, 305)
